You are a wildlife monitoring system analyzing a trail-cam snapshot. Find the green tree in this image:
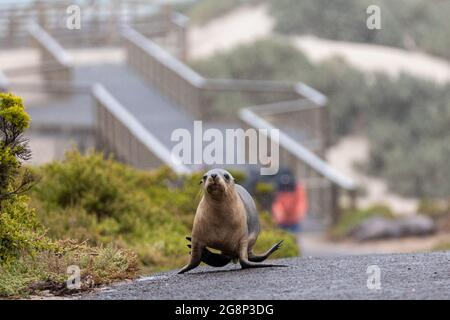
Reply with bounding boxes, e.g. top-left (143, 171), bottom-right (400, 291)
top-left (0, 93), bottom-right (34, 206)
top-left (0, 93), bottom-right (48, 263)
